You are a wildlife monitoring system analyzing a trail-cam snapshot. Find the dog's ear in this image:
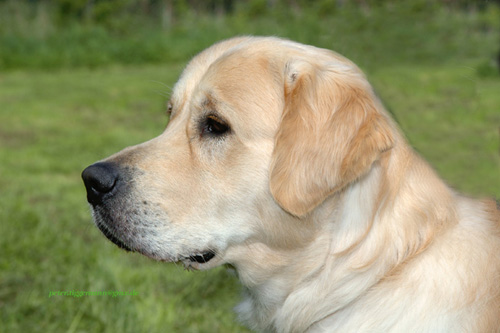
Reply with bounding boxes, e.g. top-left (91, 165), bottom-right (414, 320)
top-left (270, 59), bottom-right (394, 217)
